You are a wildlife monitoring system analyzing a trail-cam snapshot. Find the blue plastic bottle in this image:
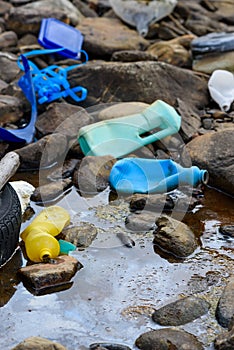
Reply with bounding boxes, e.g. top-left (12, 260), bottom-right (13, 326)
top-left (109, 158), bottom-right (209, 194)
